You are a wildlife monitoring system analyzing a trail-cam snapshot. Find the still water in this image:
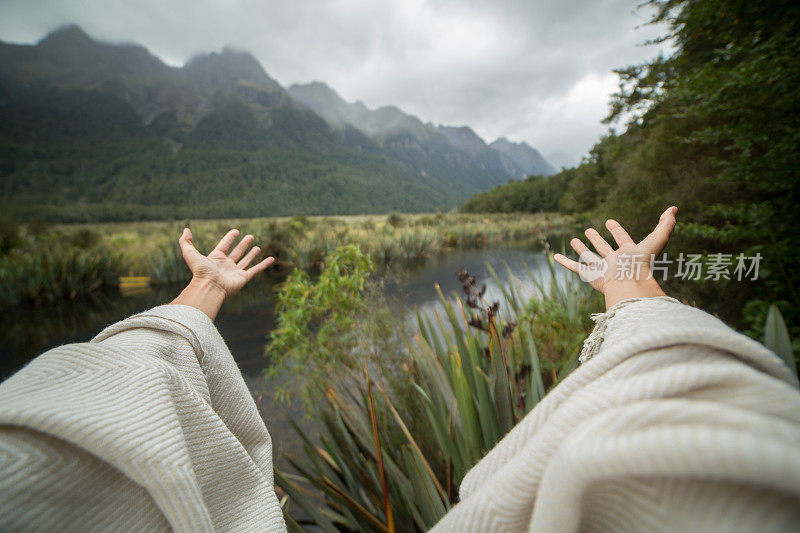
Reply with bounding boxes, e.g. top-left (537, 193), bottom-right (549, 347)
top-left (0, 246), bottom-right (560, 468)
